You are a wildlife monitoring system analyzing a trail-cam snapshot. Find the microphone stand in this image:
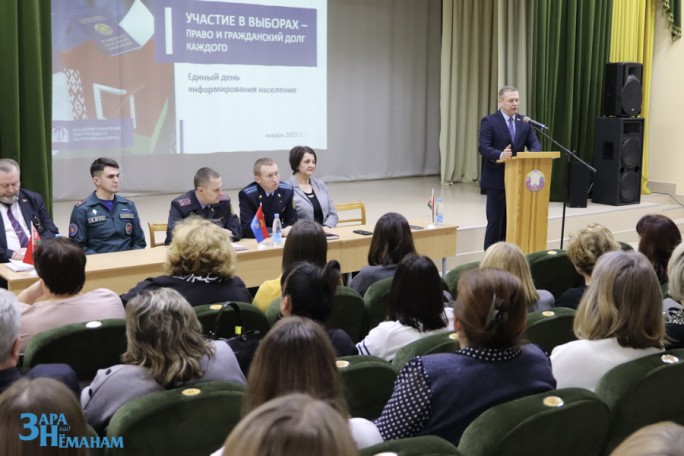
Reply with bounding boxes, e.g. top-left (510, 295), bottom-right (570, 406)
top-left (530, 126), bottom-right (596, 249)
